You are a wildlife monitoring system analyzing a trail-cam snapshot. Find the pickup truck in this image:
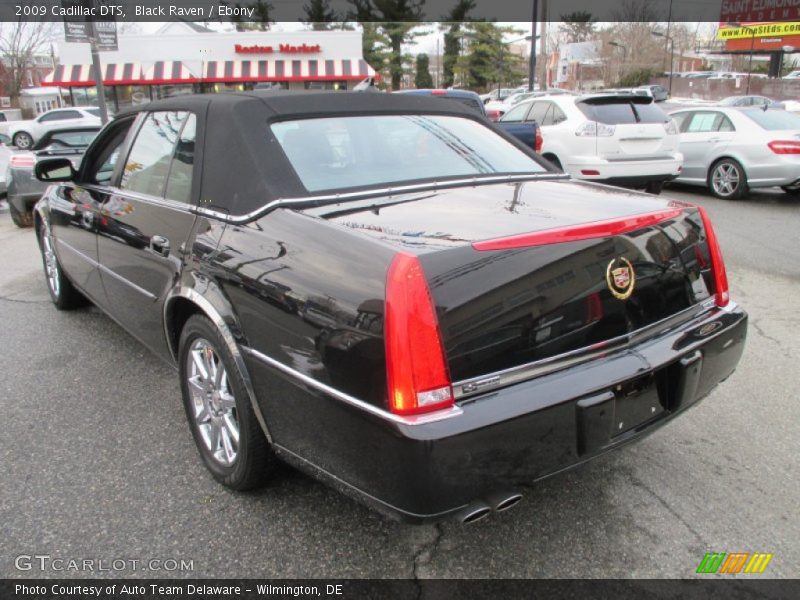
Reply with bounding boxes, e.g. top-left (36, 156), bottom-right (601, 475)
top-left (495, 120), bottom-right (543, 154)
top-left (394, 89), bottom-right (543, 154)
